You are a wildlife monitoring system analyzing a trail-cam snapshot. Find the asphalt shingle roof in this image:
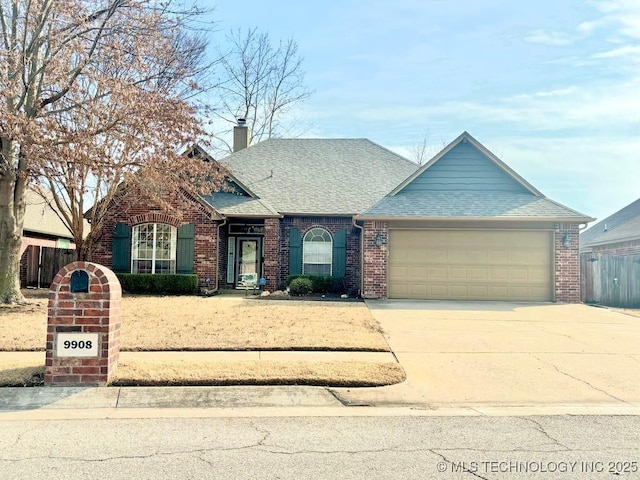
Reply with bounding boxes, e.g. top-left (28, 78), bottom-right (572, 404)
top-left (581, 198), bottom-right (640, 247)
top-left (218, 138), bottom-right (418, 215)
top-left (359, 191), bottom-right (593, 220)
top-left (201, 193), bottom-right (279, 217)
